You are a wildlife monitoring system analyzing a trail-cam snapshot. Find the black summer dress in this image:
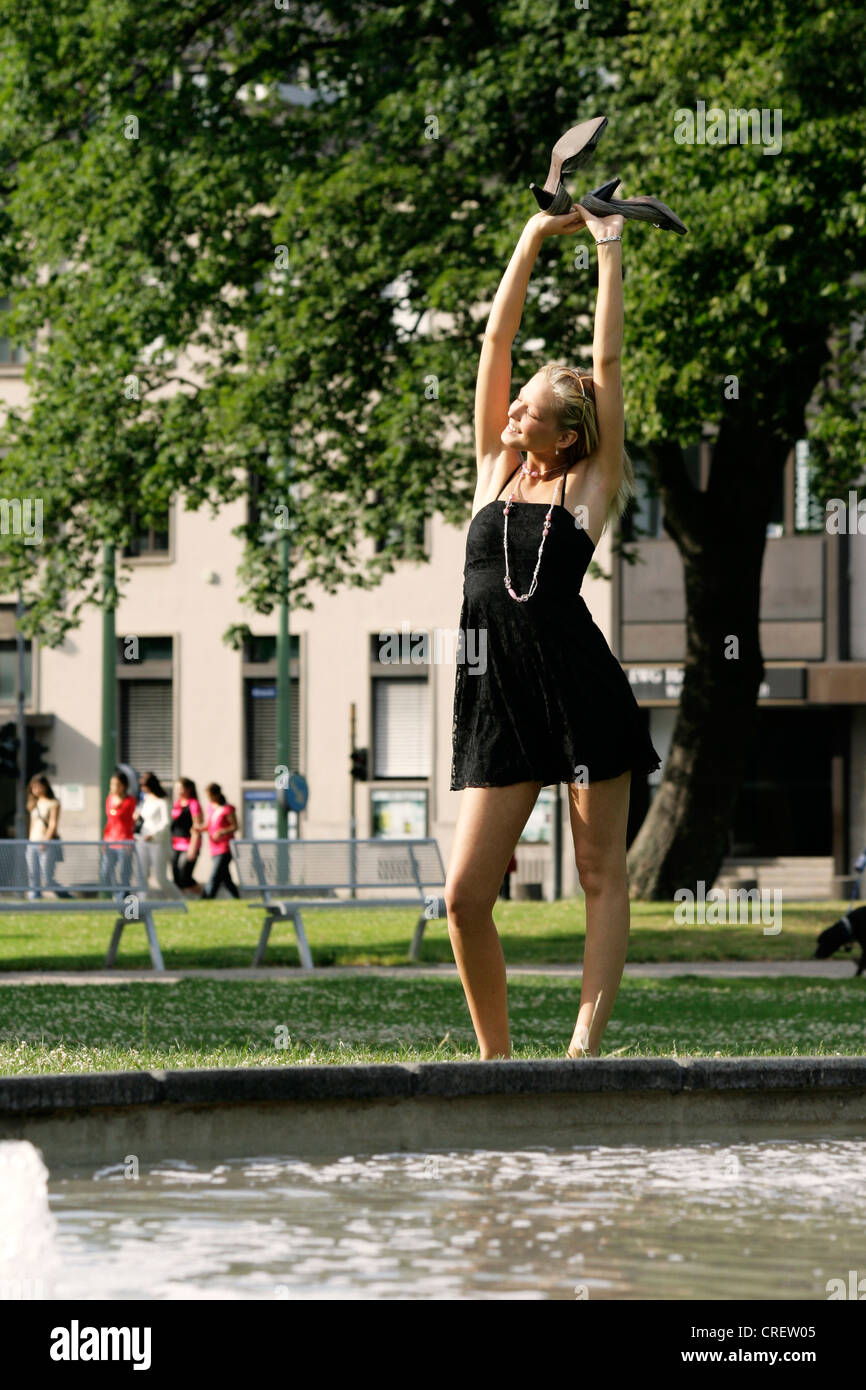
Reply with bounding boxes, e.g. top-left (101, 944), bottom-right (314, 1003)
top-left (450, 457), bottom-right (662, 789)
